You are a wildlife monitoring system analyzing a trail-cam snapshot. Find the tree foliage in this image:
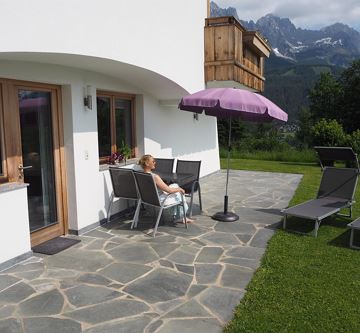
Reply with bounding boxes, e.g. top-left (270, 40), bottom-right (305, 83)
top-left (296, 107), bottom-right (313, 148)
top-left (338, 59), bottom-right (360, 132)
top-left (310, 119), bottom-right (346, 147)
top-left (308, 59), bottom-right (360, 133)
top-left (308, 72), bottom-right (342, 122)
top-left (347, 129), bottom-right (360, 155)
